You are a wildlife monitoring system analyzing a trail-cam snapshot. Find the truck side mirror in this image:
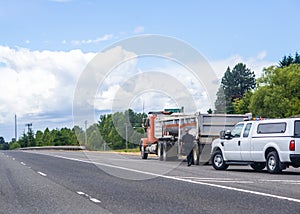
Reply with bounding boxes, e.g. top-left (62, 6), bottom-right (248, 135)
top-left (224, 130), bottom-right (232, 139)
